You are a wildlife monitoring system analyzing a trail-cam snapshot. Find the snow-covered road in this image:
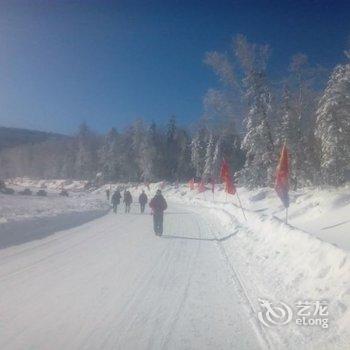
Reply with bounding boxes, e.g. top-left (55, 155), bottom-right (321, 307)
top-left (0, 203), bottom-right (265, 350)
